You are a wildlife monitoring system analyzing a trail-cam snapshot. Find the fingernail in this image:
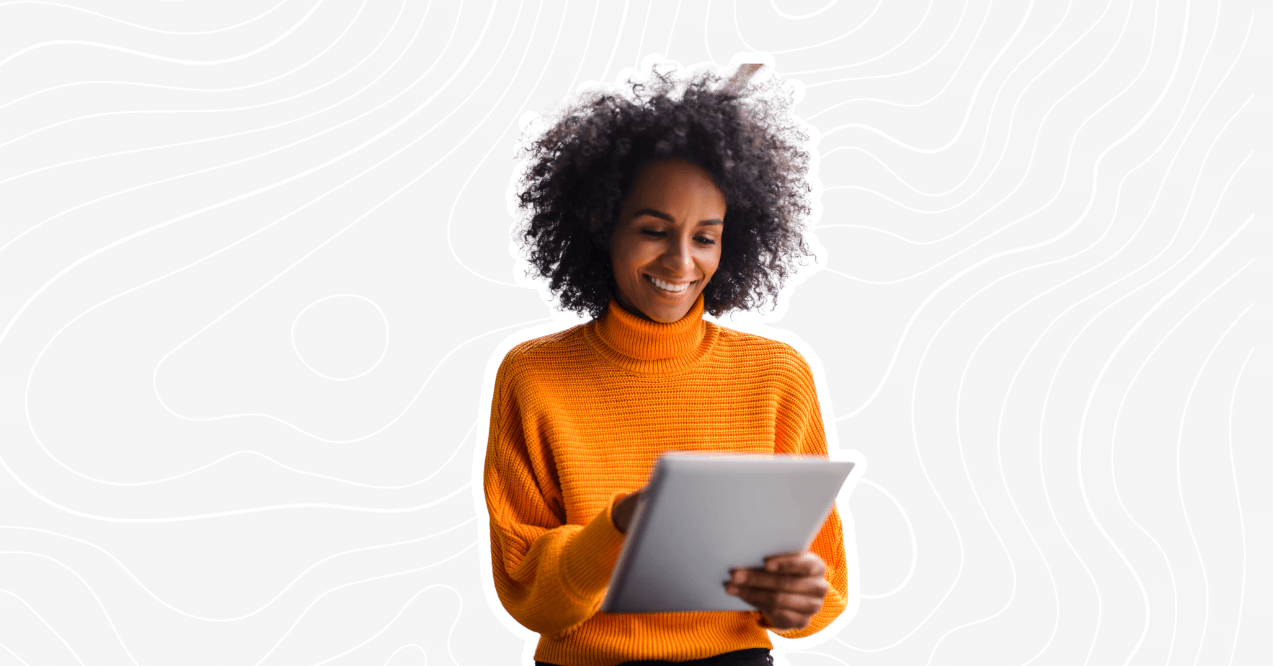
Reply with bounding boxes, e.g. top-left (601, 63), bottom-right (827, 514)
top-left (733, 571), bottom-right (745, 583)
